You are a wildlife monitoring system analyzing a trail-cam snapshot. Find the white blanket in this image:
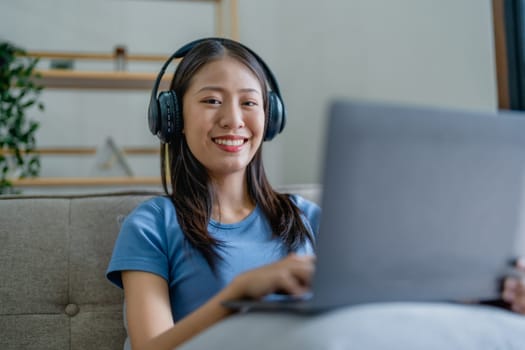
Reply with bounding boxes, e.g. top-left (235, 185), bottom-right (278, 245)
top-left (179, 302), bottom-right (525, 350)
